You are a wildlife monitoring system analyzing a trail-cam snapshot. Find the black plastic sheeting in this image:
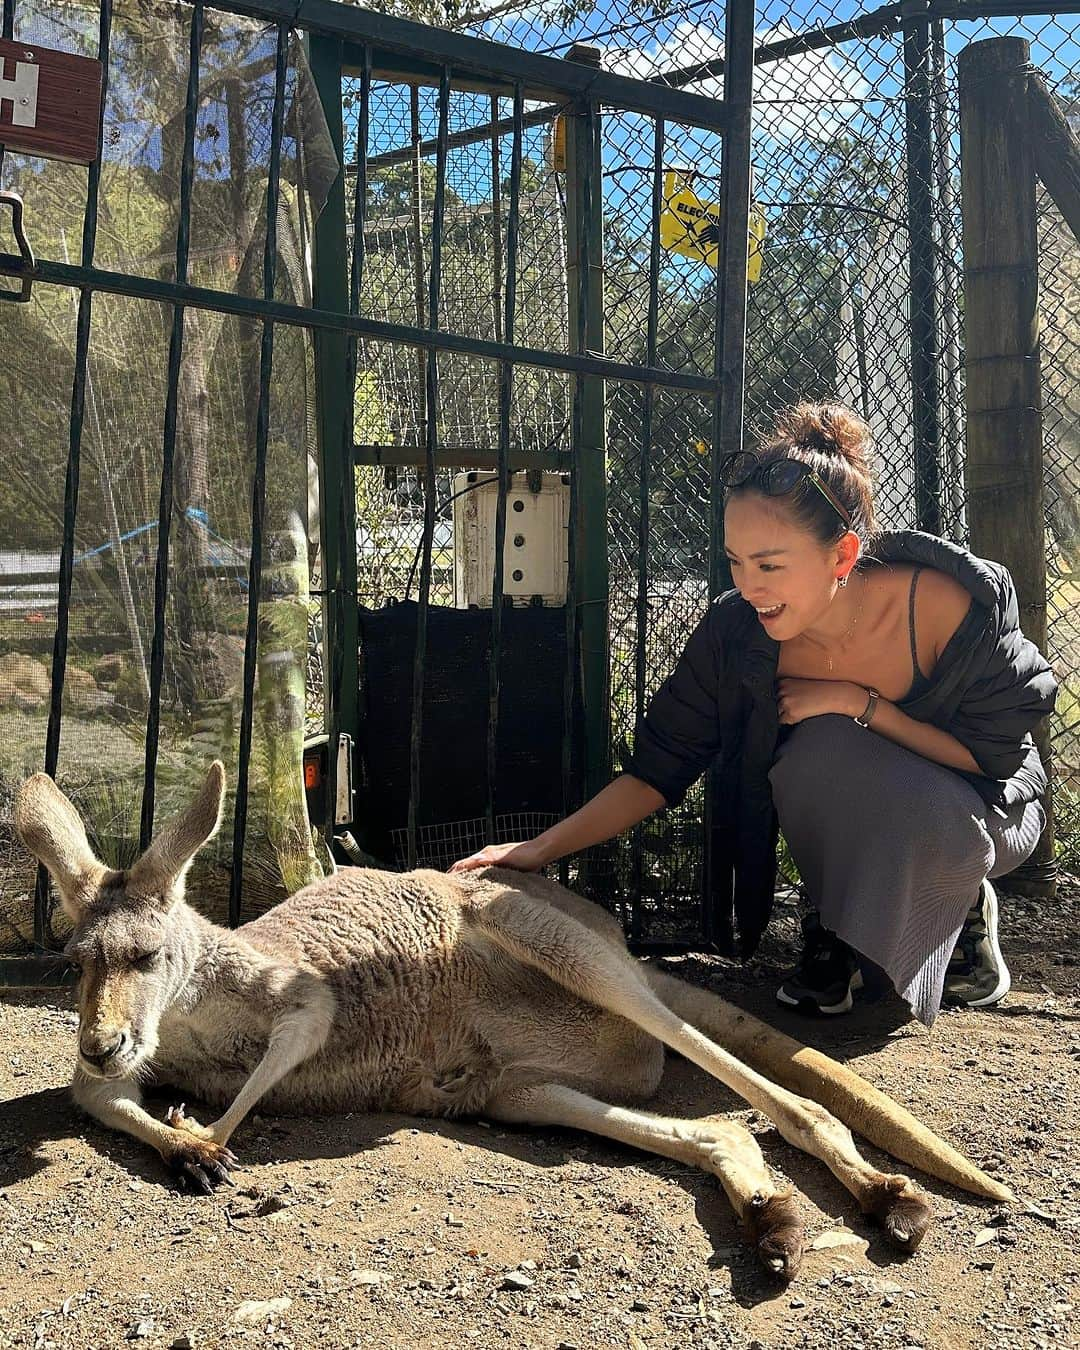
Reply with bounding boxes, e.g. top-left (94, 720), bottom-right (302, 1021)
top-left (356, 602), bottom-right (577, 854)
